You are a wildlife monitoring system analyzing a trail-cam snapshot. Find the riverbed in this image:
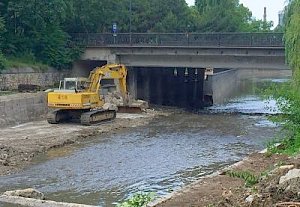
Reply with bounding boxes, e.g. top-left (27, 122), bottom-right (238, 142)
top-left (0, 77), bottom-right (286, 207)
